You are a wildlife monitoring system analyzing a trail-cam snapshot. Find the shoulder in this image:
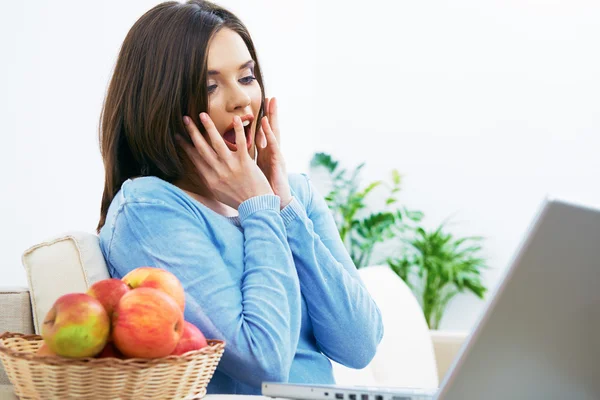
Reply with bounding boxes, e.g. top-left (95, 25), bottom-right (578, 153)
top-left (100, 176), bottom-right (199, 240)
top-left (119, 176), bottom-right (180, 204)
top-left (99, 176), bottom-right (206, 264)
